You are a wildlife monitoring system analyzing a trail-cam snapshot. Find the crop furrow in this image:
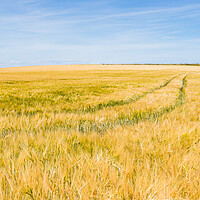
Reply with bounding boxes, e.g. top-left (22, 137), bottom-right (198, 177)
top-left (0, 75), bottom-right (186, 136)
top-left (67, 75), bottom-right (187, 133)
top-left (79, 75), bottom-right (178, 113)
